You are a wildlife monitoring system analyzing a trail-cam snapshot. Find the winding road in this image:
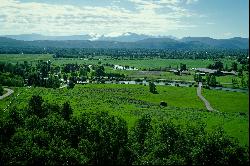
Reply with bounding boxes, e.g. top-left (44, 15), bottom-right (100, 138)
top-left (0, 88), bottom-right (14, 100)
top-left (197, 82), bottom-right (214, 111)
